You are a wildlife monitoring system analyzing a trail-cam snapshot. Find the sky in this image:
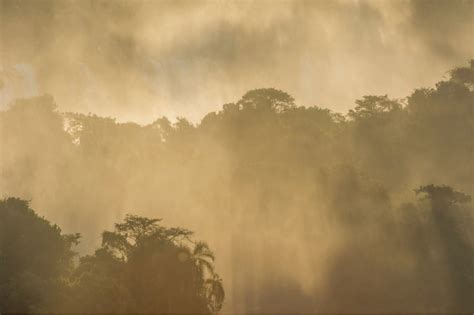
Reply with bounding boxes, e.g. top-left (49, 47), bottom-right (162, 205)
top-left (1, 0), bottom-right (473, 123)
